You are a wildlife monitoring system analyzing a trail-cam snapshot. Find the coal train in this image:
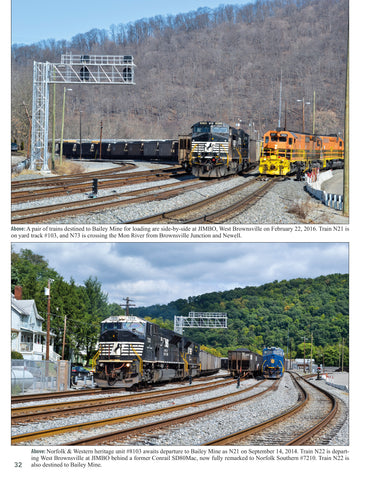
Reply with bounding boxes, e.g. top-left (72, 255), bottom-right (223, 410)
top-left (56, 124), bottom-right (344, 180)
top-left (93, 315), bottom-right (221, 388)
top-left (56, 120), bottom-right (259, 179)
top-left (228, 346), bottom-right (287, 379)
top-left (57, 138), bottom-right (178, 162)
top-left (259, 129), bottom-right (344, 178)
